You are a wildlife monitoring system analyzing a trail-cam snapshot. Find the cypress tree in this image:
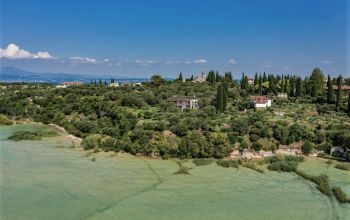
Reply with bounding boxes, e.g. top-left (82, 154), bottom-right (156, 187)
top-left (104, 80), bottom-right (107, 86)
top-left (254, 73), bottom-right (258, 86)
top-left (99, 79), bottom-right (102, 85)
top-left (296, 77), bottom-right (302, 98)
top-left (263, 72), bottom-right (267, 82)
top-left (258, 75), bottom-right (262, 95)
top-left (190, 75), bottom-right (194, 81)
top-left (284, 78), bottom-right (288, 94)
top-left (289, 77), bottom-right (295, 97)
top-left (241, 73), bottom-right (245, 90)
top-left (327, 75), bottom-right (334, 103)
top-left (348, 93), bottom-right (350, 116)
top-left (90, 80), bottom-right (93, 85)
top-left (178, 72), bottom-right (183, 81)
top-left (336, 75), bottom-right (342, 108)
top-left (216, 71), bottom-right (220, 82)
top-left (281, 76), bottom-right (285, 93)
top-left (244, 76), bottom-right (249, 90)
top-left (223, 83), bottom-right (228, 111)
top-left (216, 84), bottom-right (224, 113)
